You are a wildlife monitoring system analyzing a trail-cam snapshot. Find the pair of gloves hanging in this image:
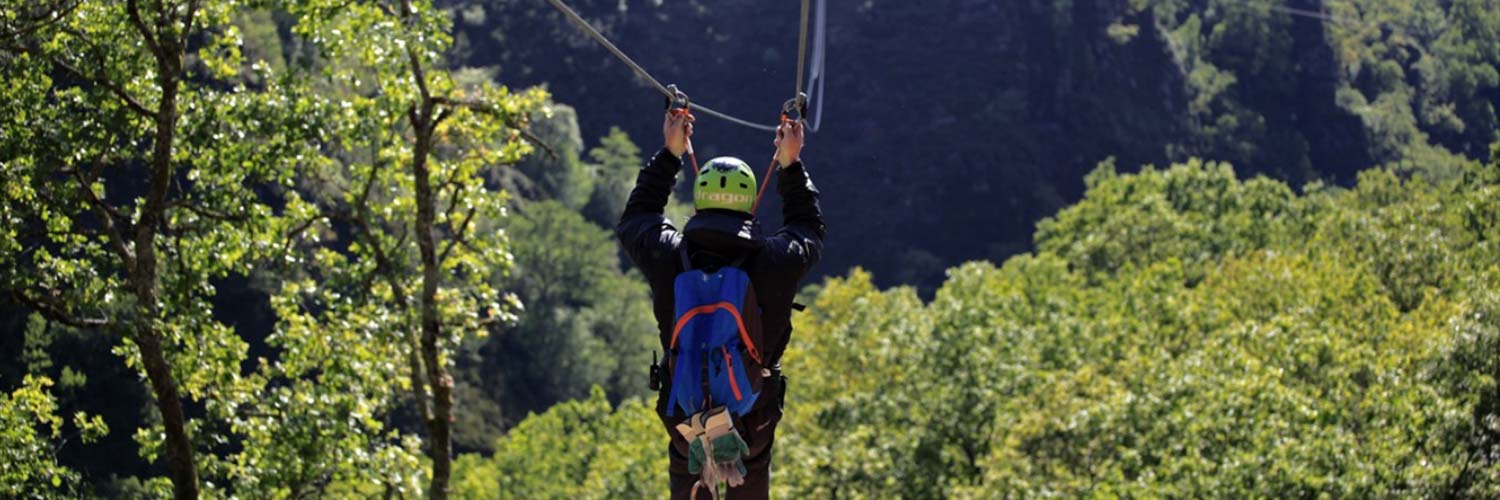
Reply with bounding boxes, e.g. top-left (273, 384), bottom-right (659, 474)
top-left (675, 406), bottom-right (751, 500)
